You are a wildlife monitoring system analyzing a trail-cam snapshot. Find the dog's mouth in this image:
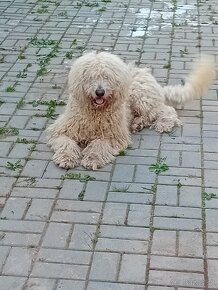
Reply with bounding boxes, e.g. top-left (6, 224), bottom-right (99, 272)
top-left (92, 97), bottom-right (106, 107)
